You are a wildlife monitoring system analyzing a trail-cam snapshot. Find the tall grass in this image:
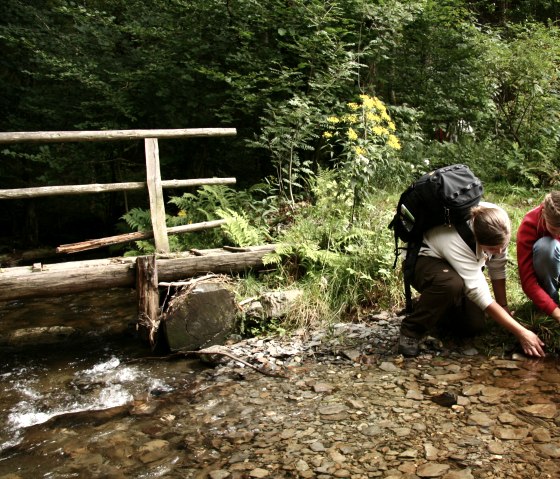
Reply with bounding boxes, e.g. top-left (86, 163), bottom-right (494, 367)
top-left (247, 179), bottom-right (559, 354)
